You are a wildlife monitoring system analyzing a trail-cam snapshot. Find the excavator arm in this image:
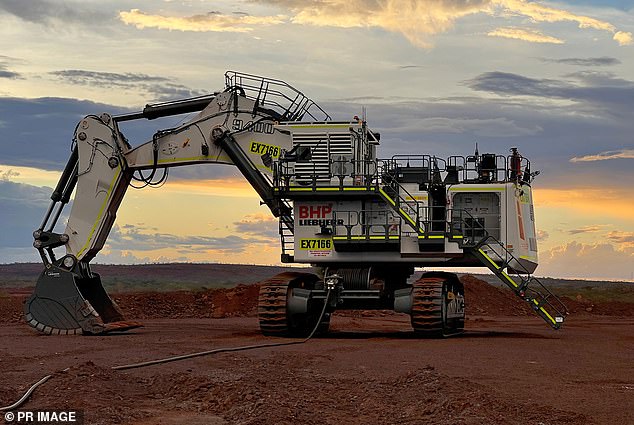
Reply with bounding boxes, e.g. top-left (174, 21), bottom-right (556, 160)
top-left (26, 74), bottom-right (318, 334)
